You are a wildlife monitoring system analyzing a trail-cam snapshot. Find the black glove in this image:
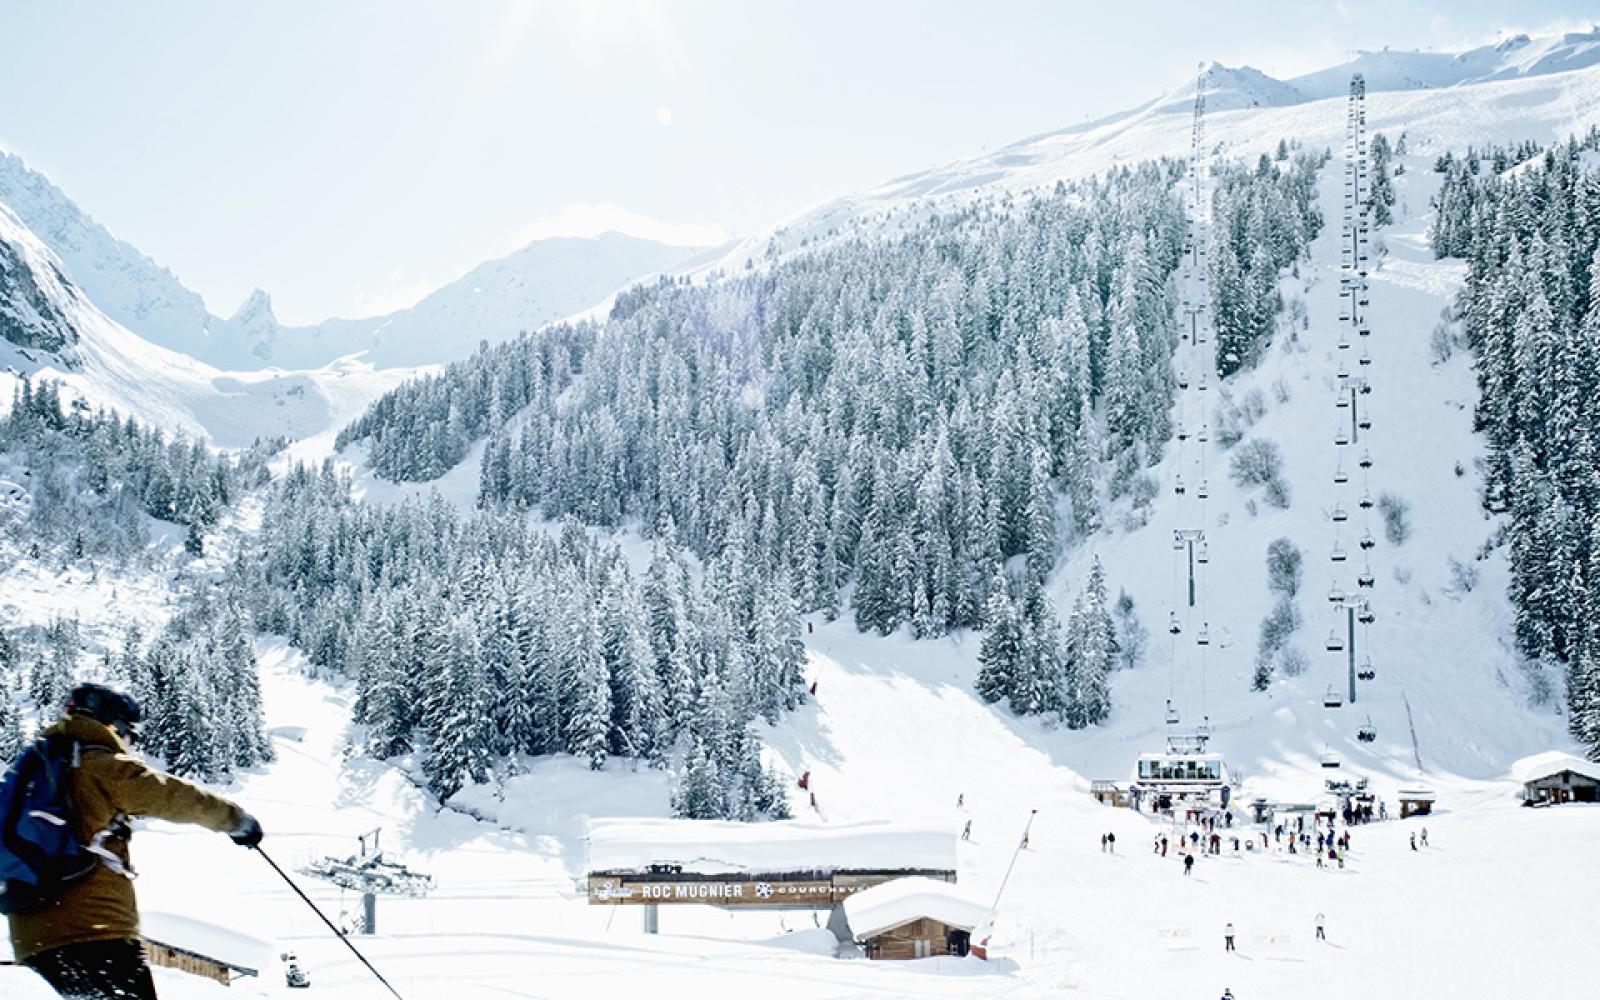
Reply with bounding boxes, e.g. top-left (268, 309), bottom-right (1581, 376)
top-left (230, 811), bottom-right (264, 848)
